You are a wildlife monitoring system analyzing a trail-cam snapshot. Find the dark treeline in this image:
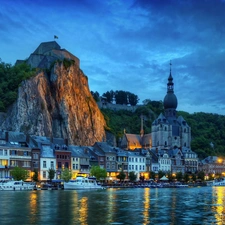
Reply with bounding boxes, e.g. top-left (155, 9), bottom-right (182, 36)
top-left (91, 90), bottom-right (139, 106)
